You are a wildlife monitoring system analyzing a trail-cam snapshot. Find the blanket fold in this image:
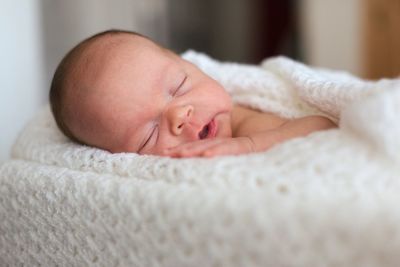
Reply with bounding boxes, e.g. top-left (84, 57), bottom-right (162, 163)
top-left (183, 50), bottom-right (400, 164)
